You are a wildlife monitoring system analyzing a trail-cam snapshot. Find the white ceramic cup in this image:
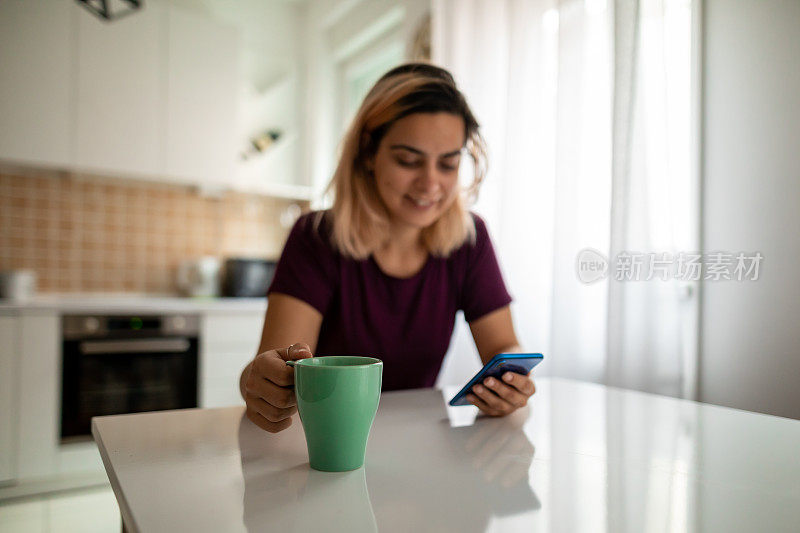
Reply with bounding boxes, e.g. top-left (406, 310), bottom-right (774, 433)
top-left (0, 270), bottom-right (37, 301)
